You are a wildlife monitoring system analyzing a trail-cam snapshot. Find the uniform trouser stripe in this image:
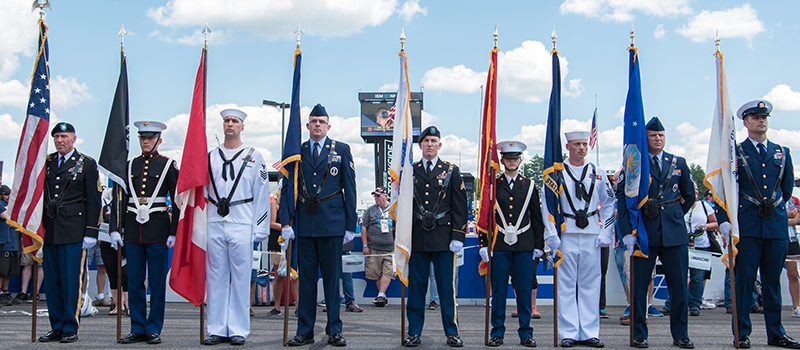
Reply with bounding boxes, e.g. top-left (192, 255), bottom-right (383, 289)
top-left (74, 249), bottom-right (87, 327)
